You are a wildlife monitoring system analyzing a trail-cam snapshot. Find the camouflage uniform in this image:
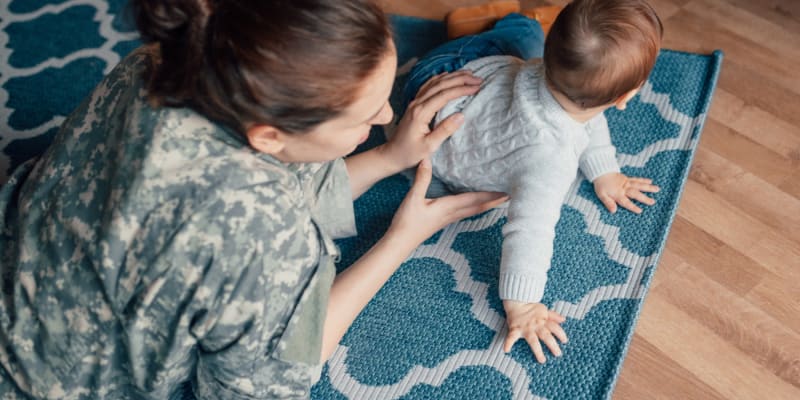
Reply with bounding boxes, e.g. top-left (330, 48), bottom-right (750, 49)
top-left (0, 47), bottom-right (355, 399)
